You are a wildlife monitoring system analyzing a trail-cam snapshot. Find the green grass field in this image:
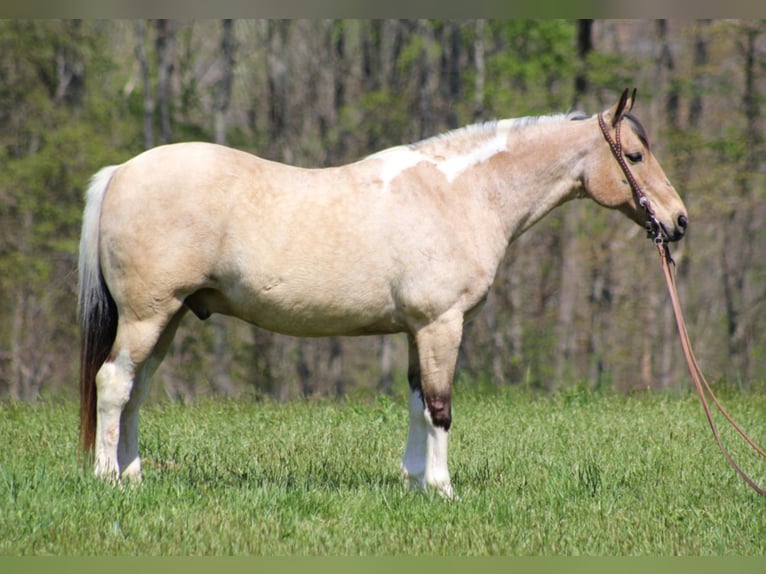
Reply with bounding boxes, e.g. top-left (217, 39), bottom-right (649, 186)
top-left (1, 385), bottom-right (765, 555)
